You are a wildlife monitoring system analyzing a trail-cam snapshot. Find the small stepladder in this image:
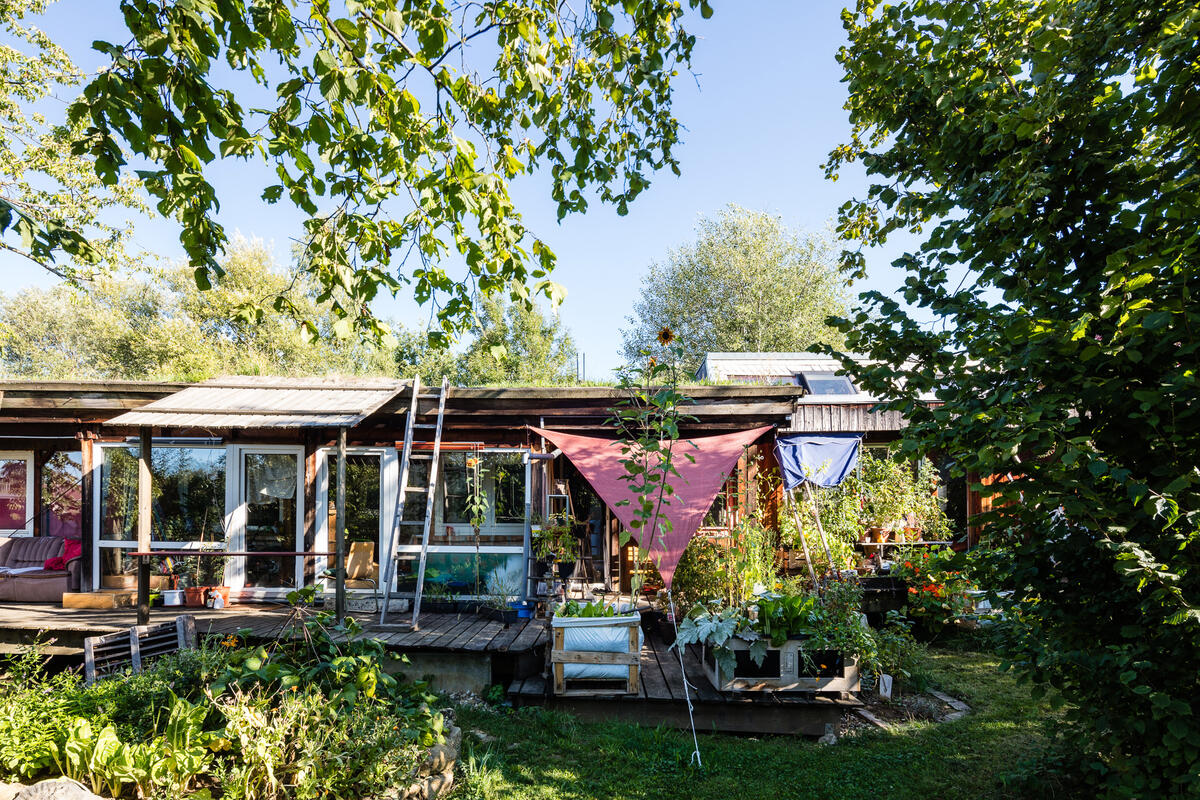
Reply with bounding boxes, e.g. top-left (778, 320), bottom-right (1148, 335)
top-left (378, 376), bottom-right (450, 628)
